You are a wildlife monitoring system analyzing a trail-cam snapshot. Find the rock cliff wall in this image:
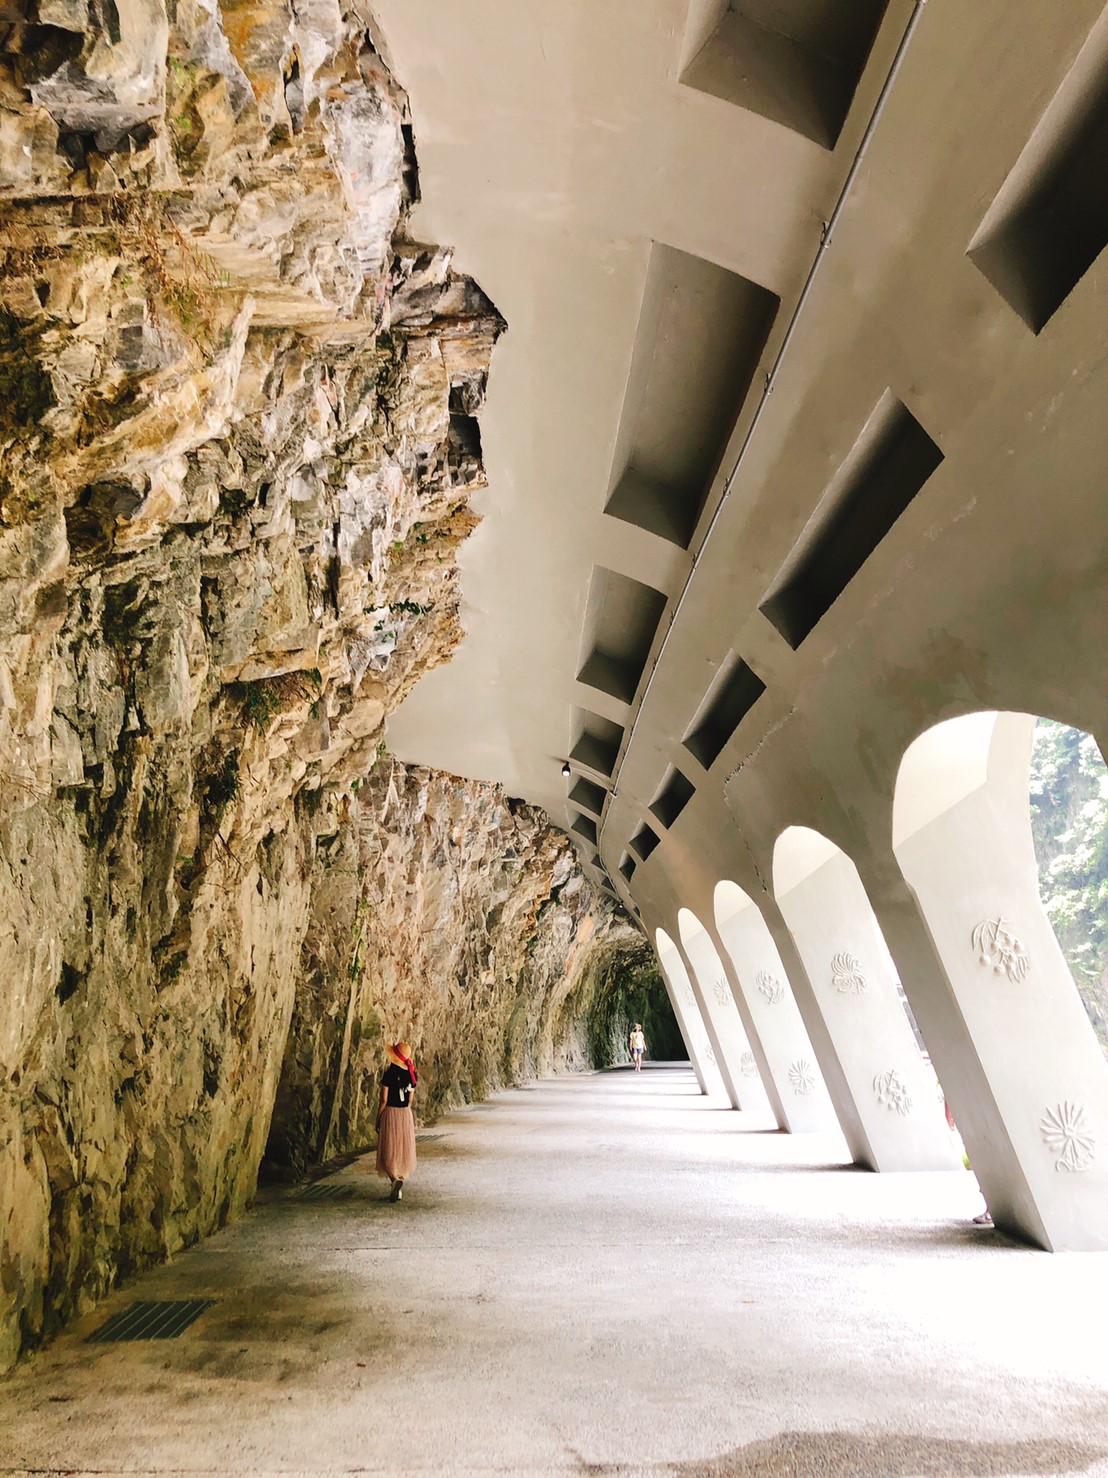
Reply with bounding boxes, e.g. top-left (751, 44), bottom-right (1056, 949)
top-left (266, 762), bottom-right (657, 1177)
top-left (0, 6), bottom-right (669, 1371)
